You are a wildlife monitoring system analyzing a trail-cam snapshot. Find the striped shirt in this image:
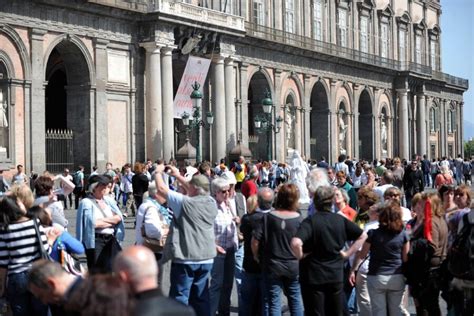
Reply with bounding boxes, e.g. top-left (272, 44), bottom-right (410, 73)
top-left (0, 219), bottom-right (50, 275)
